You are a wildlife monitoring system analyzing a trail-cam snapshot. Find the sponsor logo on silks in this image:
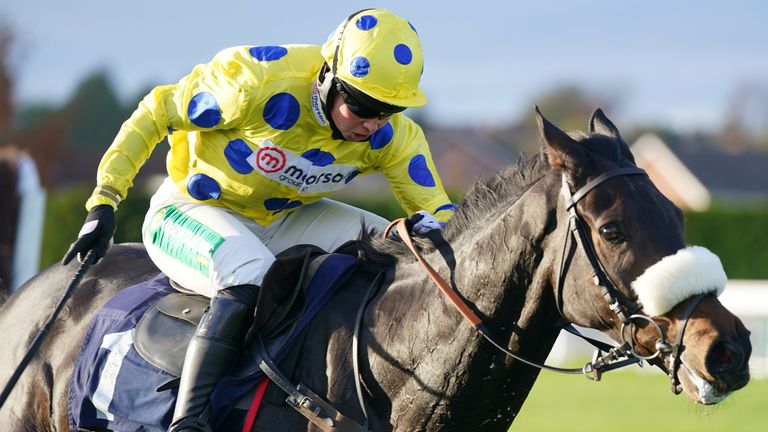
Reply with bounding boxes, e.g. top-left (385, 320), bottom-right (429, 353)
top-left (254, 146), bottom-right (287, 173)
top-left (310, 81), bottom-right (328, 127)
top-left (247, 140), bottom-right (360, 194)
top-left (147, 205), bottom-right (224, 277)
